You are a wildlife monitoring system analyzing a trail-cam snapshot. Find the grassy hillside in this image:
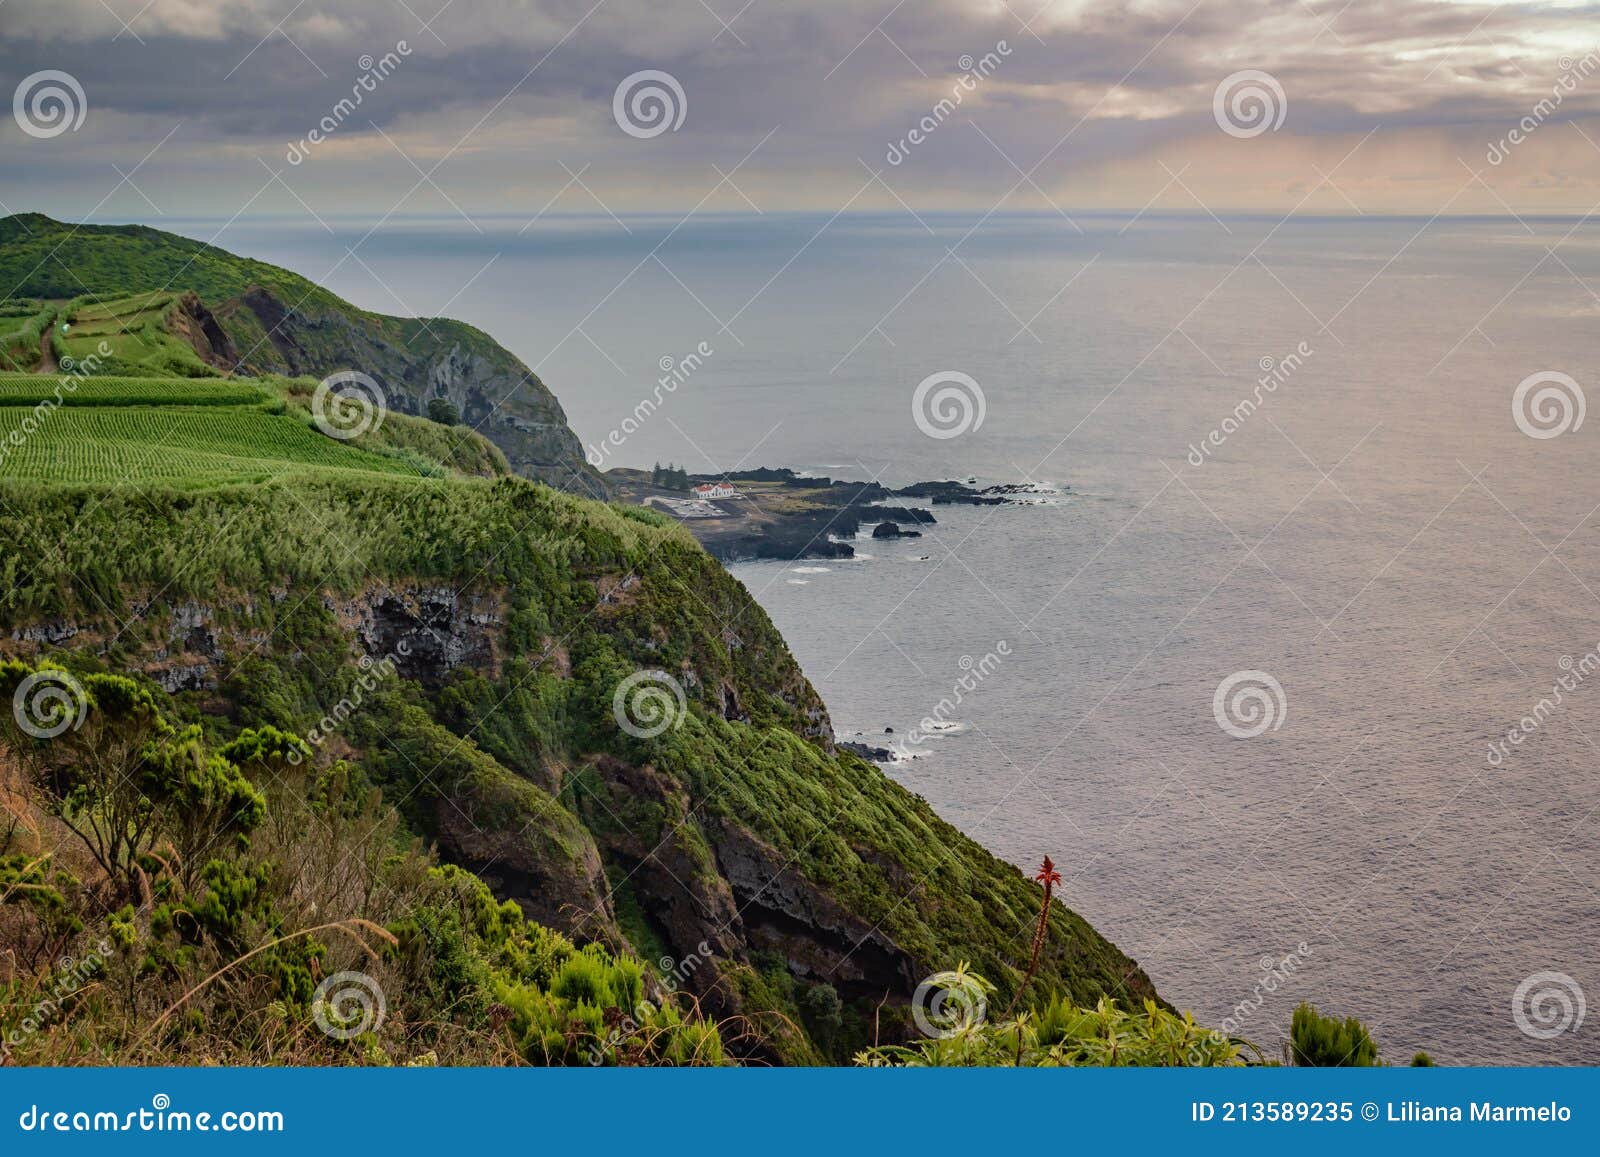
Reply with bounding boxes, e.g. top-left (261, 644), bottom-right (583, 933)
top-left (0, 215), bottom-right (603, 493)
top-left (0, 374), bottom-right (268, 407)
top-left (0, 214), bottom-right (1225, 1066)
top-left (0, 352), bottom-right (1174, 1064)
